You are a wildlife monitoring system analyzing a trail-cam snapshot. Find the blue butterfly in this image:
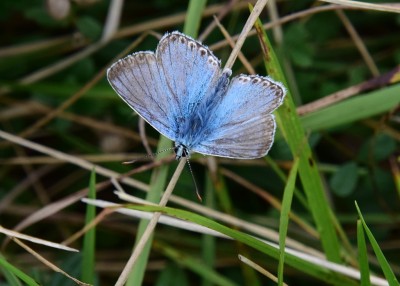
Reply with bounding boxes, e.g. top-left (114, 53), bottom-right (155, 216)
top-left (107, 31), bottom-right (286, 160)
